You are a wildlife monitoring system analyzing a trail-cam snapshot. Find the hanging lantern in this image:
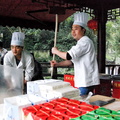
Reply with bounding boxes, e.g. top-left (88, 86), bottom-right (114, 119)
top-left (87, 19), bottom-right (98, 30)
top-left (87, 19), bottom-right (98, 34)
